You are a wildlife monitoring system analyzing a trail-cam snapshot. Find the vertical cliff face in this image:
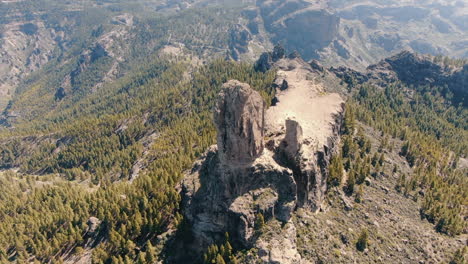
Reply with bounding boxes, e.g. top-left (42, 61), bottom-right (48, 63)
top-left (180, 54), bottom-right (344, 262)
top-left (214, 80), bottom-right (265, 165)
top-left (180, 81), bottom-right (298, 260)
top-left (265, 52), bottom-right (345, 212)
